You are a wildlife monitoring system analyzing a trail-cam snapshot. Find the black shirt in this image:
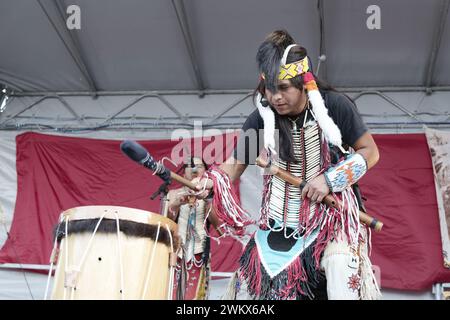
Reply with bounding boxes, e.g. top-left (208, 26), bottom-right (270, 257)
top-left (233, 90), bottom-right (368, 164)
